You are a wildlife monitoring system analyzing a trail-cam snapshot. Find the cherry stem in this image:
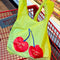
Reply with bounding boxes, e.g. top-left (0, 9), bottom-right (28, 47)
top-left (24, 29), bottom-right (30, 42)
top-left (24, 29), bottom-right (35, 47)
top-left (30, 29), bottom-right (35, 47)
